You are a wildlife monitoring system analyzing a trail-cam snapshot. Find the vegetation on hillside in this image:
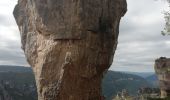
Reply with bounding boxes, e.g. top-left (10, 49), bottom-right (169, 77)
top-left (102, 71), bottom-right (153, 100)
top-left (0, 66), bottom-right (159, 100)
